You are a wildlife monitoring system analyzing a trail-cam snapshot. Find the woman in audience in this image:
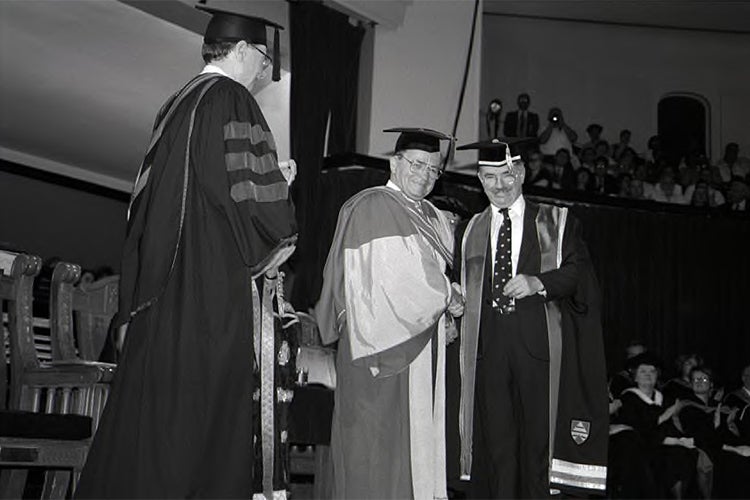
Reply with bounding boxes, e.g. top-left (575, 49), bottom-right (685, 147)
top-left (677, 366), bottom-right (725, 498)
top-left (649, 166), bottom-right (688, 204)
top-left (574, 167), bottom-right (594, 192)
top-left (550, 147), bottom-right (575, 190)
top-left (593, 156), bottom-right (618, 194)
top-left (523, 150), bottom-right (551, 187)
top-left (684, 167), bottom-right (726, 207)
top-left (615, 352), bottom-right (697, 498)
top-left (664, 354), bottom-right (704, 401)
